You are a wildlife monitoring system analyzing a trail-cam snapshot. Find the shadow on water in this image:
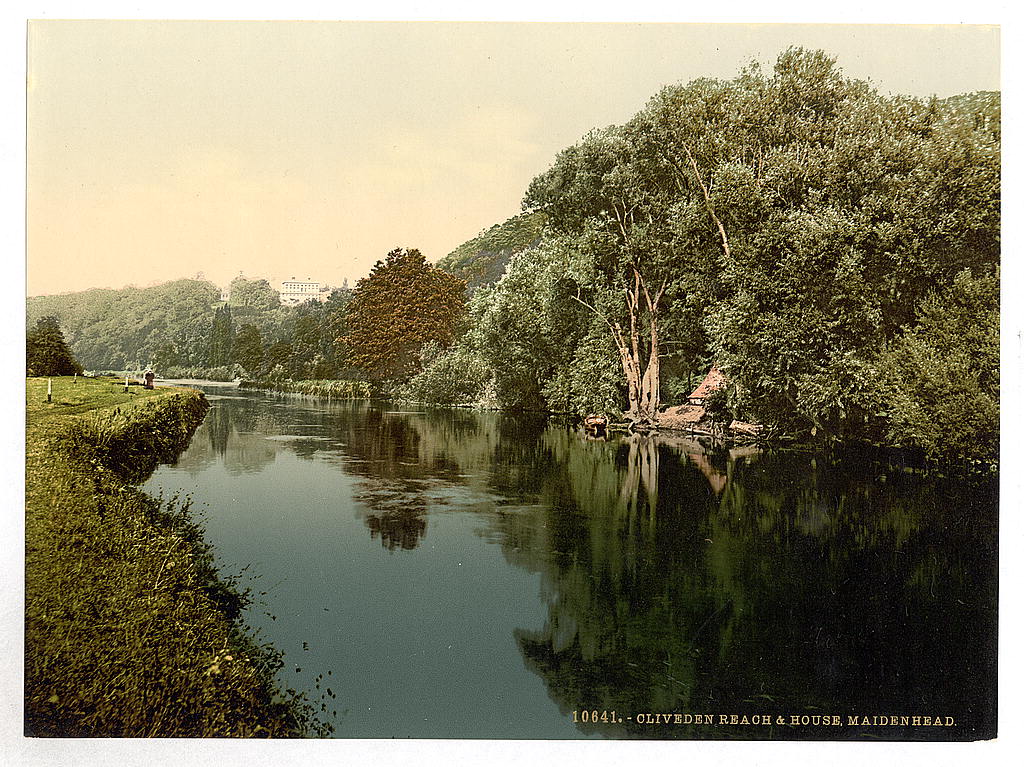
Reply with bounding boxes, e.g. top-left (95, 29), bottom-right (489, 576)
top-left (159, 388), bottom-right (997, 740)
